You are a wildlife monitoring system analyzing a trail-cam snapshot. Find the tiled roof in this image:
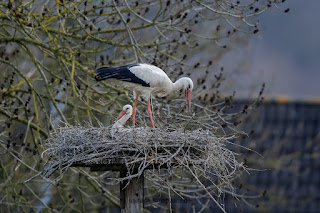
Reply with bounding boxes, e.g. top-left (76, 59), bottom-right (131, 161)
top-left (221, 101), bottom-right (320, 212)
